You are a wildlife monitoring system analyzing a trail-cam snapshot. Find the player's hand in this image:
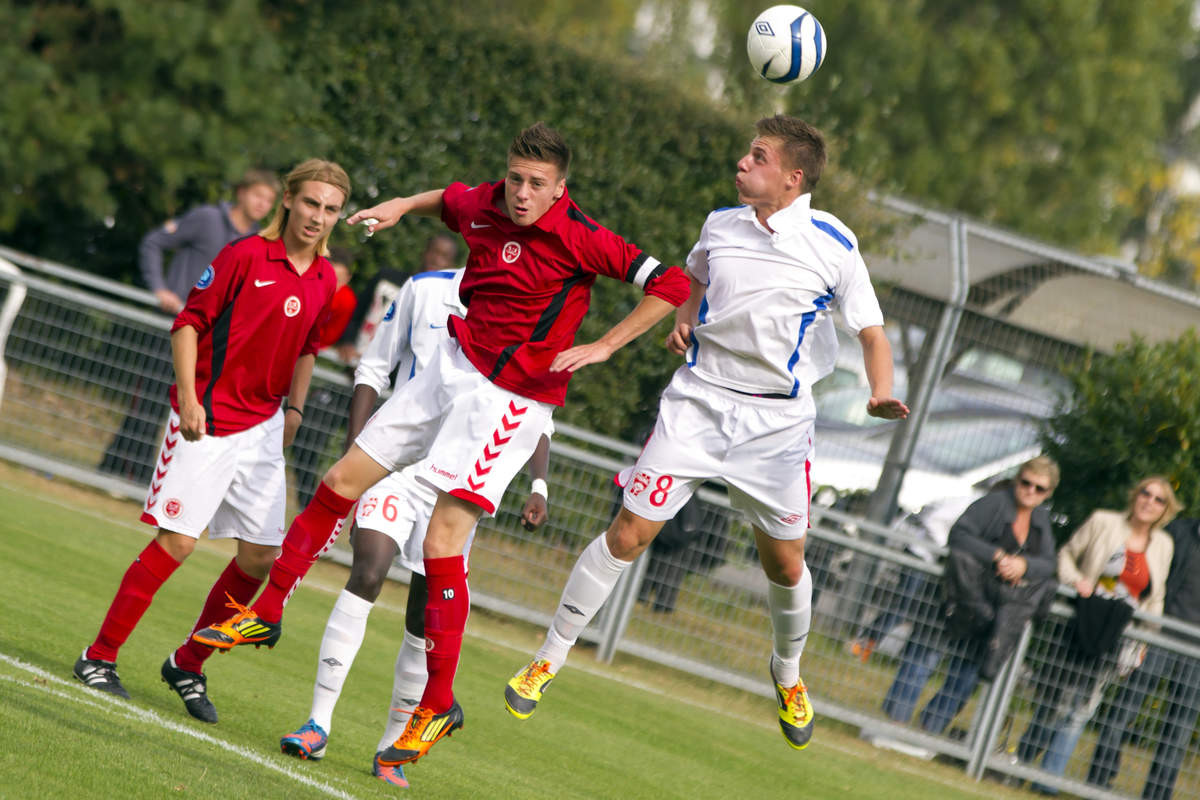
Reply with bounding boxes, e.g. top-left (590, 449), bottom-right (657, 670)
top-left (665, 322), bottom-right (692, 356)
top-left (155, 288), bottom-right (184, 315)
top-left (521, 493), bottom-right (548, 531)
top-left (346, 198), bottom-right (407, 236)
top-left (283, 409), bottom-right (302, 448)
top-left (550, 341), bottom-right (615, 373)
top-left (866, 397), bottom-right (909, 420)
top-left (178, 400), bottom-right (206, 442)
